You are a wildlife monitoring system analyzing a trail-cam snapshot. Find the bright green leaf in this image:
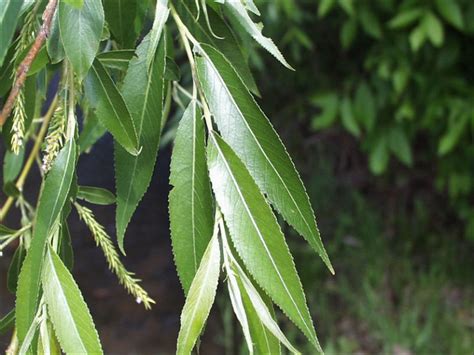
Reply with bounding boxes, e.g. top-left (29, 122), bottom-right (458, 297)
top-left (207, 132), bottom-right (321, 350)
top-left (318, 0), bottom-right (337, 18)
top-left (59, 0), bottom-right (104, 80)
top-left (196, 43), bottom-right (333, 274)
top-left (176, 234), bottom-right (220, 354)
top-left (16, 139), bottom-right (77, 344)
top-left (63, 0), bottom-right (84, 8)
top-left (388, 8), bottom-right (423, 29)
top-left (115, 34), bottom-right (166, 252)
top-left (423, 12), bottom-right (444, 47)
top-left (169, 101), bottom-right (214, 293)
top-left (42, 247), bottom-right (102, 354)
